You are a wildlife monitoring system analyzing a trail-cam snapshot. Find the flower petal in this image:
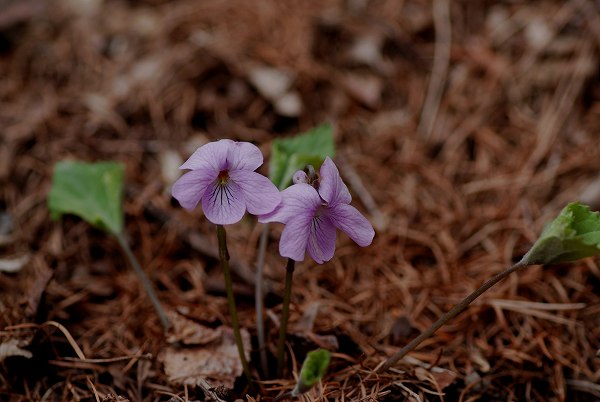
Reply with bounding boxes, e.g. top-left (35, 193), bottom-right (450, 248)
top-left (318, 157), bottom-right (351, 206)
top-left (259, 183), bottom-right (320, 224)
top-left (229, 170), bottom-right (282, 216)
top-left (279, 216), bottom-right (312, 261)
top-left (307, 216), bottom-right (337, 264)
top-left (201, 180), bottom-right (246, 225)
top-left (227, 141), bottom-right (263, 171)
top-left (328, 203), bottom-right (375, 247)
top-left (180, 139), bottom-right (233, 171)
top-left (171, 170), bottom-right (216, 210)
